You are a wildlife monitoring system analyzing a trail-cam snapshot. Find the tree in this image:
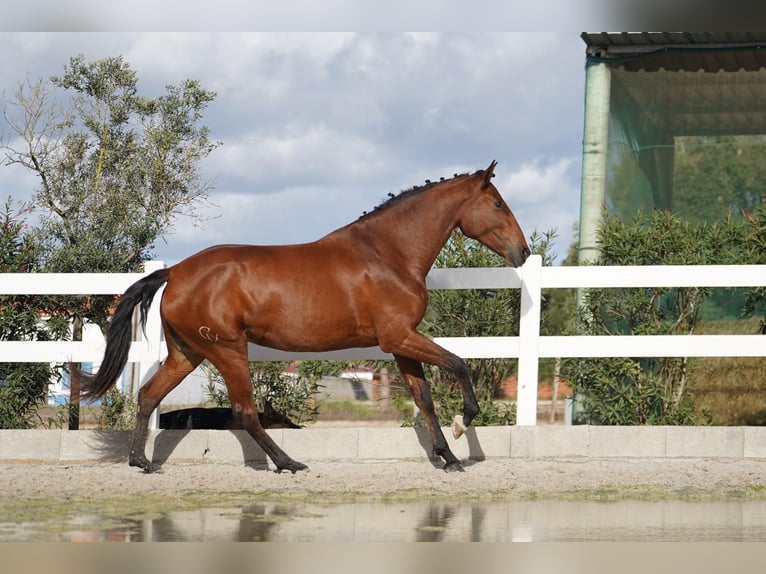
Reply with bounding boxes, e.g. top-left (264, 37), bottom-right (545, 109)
top-left (1, 54), bottom-right (220, 427)
top-left (0, 200), bottom-right (69, 428)
top-left (2, 54), bottom-right (219, 277)
top-left (673, 136), bottom-right (766, 224)
top-left (606, 135), bottom-right (766, 224)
